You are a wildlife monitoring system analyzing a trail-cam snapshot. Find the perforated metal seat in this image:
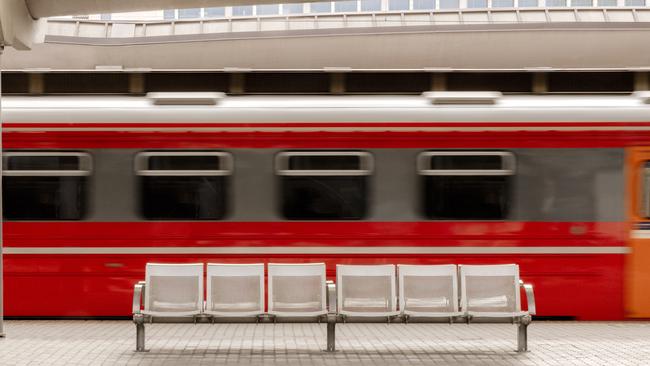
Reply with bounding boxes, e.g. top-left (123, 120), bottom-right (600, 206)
top-left (141, 263), bottom-right (203, 317)
top-left (336, 264), bottom-right (399, 317)
top-left (268, 263), bottom-right (327, 317)
top-left (460, 264), bottom-right (528, 318)
top-left (205, 263), bottom-right (265, 317)
top-left (398, 264), bottom-right (462, 318)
